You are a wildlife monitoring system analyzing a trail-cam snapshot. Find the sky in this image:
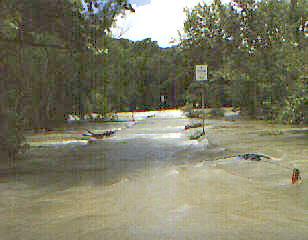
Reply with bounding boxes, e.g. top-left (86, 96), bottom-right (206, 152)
top-left (112, 0), bottom-right (231, 47)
